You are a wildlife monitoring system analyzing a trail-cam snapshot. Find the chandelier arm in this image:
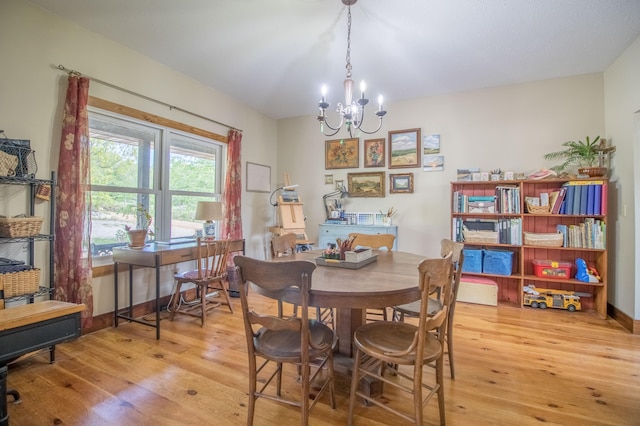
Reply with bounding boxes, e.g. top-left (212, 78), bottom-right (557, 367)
top-left (319, 115), bottom-right (344, 132)
top-left (352, 117), bottom-right (384, 135)
top-left (320, 123), bottom-right (344, 137)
